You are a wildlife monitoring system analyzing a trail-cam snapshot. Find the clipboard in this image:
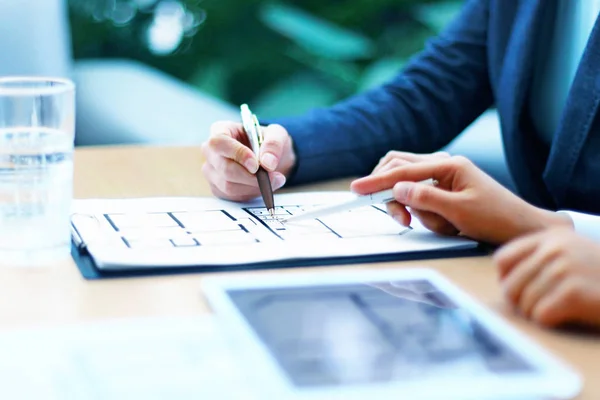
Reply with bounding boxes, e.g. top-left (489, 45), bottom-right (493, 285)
top-left (70, 238), bottom-right (489, 280)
